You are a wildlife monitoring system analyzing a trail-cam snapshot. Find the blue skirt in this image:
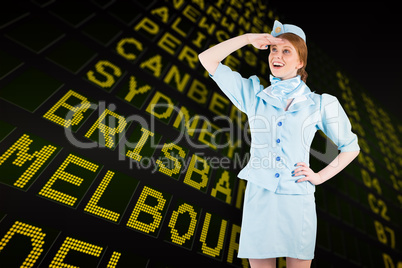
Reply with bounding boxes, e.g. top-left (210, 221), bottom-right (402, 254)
top-left (238, 182), bottom-right (317, 260)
